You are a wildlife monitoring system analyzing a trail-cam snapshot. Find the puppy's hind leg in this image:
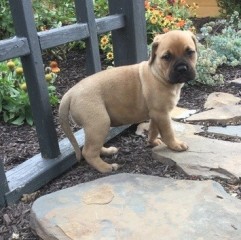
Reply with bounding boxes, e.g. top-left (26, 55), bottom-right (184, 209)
top-left (101, 146), bottom-right (118, 156)
top-left (82, 116), bottom-right (119, 173)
